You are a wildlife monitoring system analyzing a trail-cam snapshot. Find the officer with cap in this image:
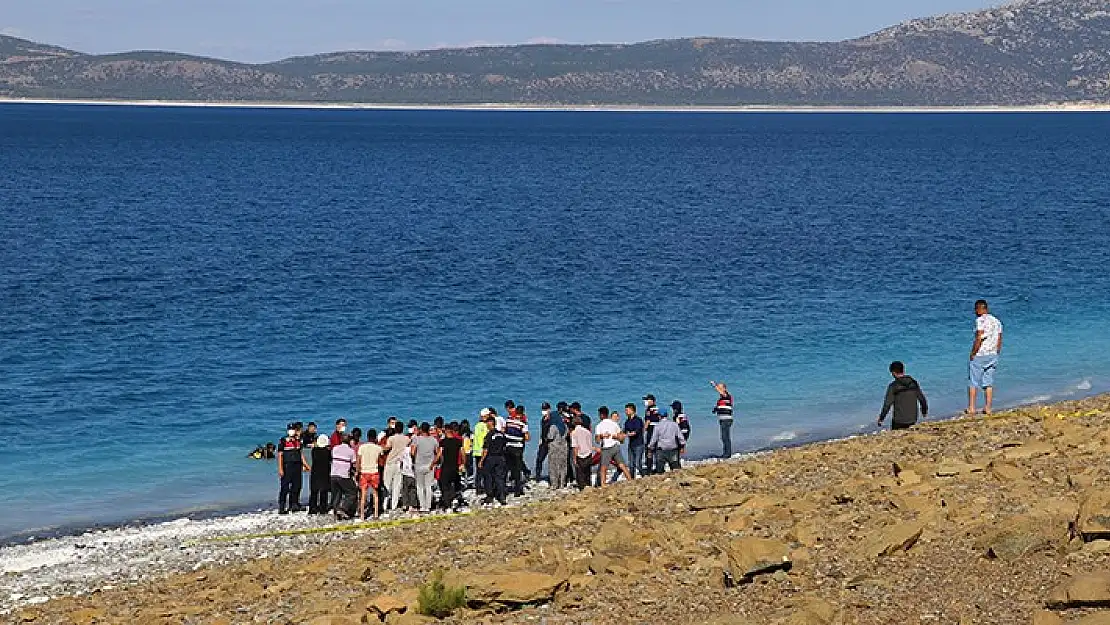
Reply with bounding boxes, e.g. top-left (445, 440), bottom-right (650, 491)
top-left (278, 421), bottom-right (310, 514)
